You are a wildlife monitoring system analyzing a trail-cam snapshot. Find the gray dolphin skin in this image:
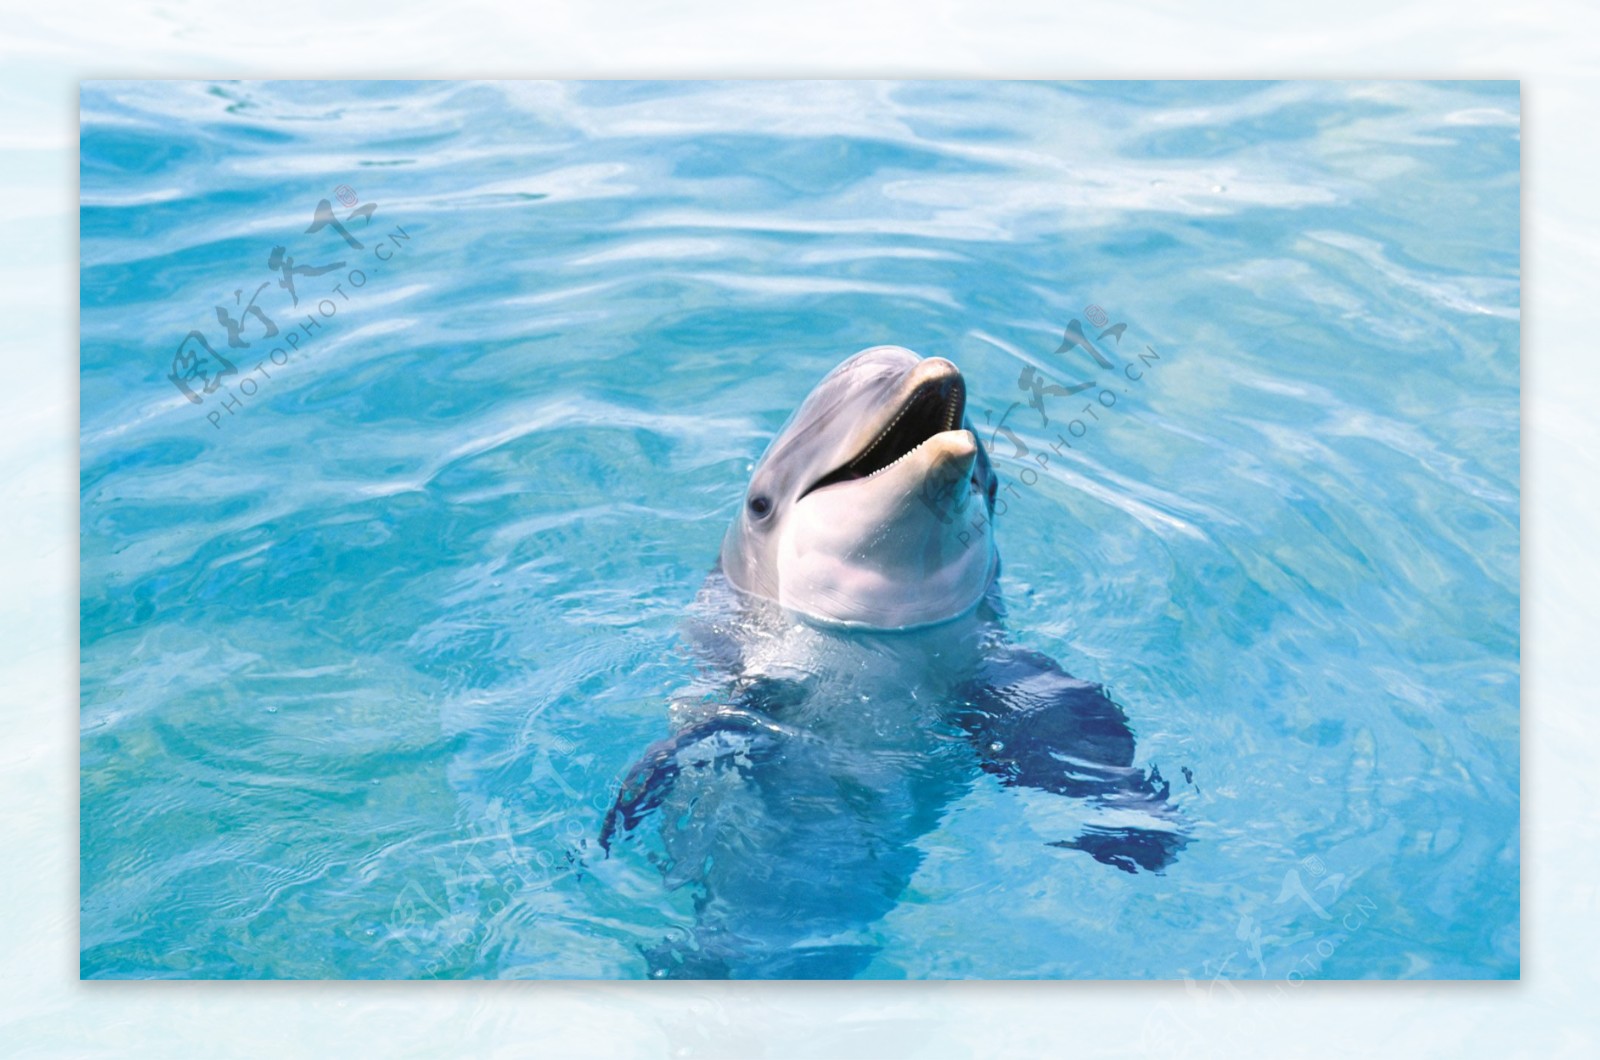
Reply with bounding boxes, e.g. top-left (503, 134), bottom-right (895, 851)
top-left (603, 346), bottom-right (1186, 979)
